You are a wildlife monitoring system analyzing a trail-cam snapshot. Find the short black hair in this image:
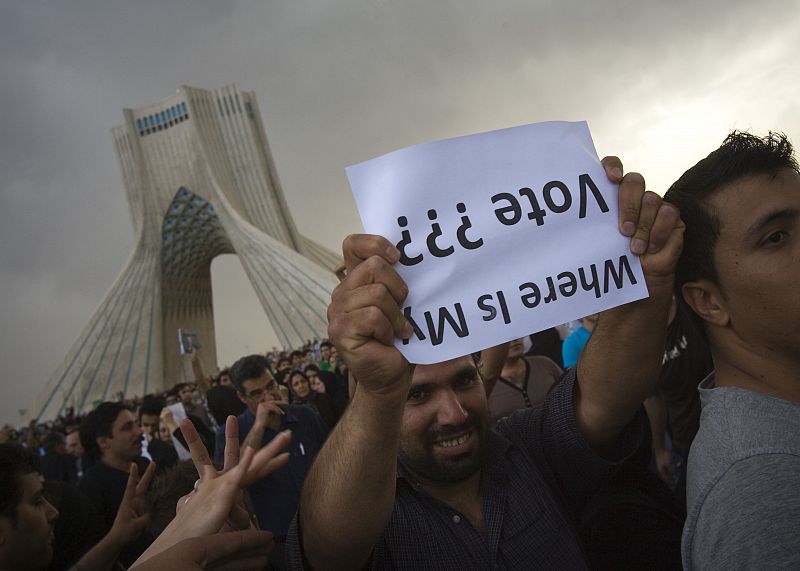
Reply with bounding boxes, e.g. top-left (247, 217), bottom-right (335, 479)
top-left (229, 354), bottom-right (270, 393)
top-left (664, 132), bottom-right (798, 334)
top-left (79, 402), bottom-right (127, 462)
top-left (0, 444), bottom-right (39, 524)
top-left (139, 395), bottom-right (165, 418)
top-left (42, 431), bottom-right (65, 453)
top-left (665, 131), bottom-right (798, 291)
top-left (216, 368), bottom-right (230, 383)
top-left (289, 369), bottom-right (310, 384)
